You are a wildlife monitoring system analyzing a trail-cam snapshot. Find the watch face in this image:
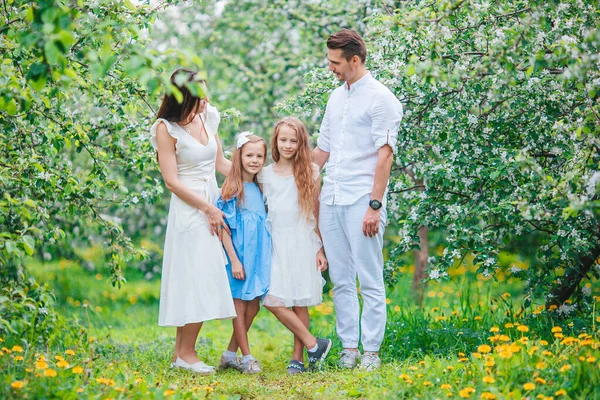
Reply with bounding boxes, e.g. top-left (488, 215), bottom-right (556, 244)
top-left (370, 199), bottom-right (382, 210)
